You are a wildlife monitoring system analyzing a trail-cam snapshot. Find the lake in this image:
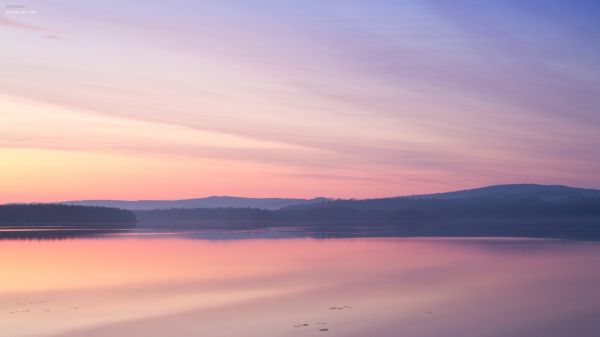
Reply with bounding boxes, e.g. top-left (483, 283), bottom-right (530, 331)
top-left (2, 229), bottom-right (600, 337)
